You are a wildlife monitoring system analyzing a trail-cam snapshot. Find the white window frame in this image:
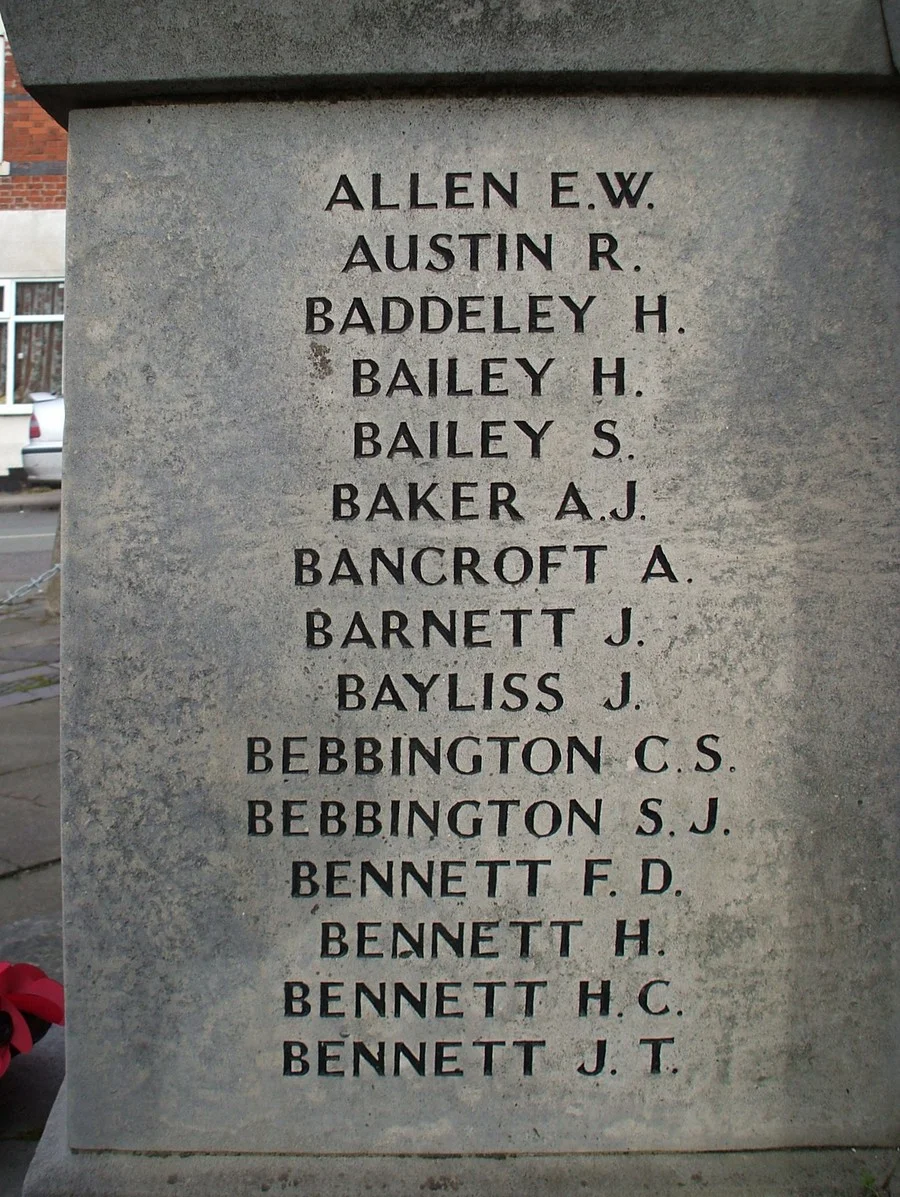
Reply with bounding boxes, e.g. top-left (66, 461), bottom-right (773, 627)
top-left (0, 29), bottom-right (6, 167)
top-left (0, 278), bottom-right (65, 410)
top-left (0, 26), bottom-right (10, 175)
